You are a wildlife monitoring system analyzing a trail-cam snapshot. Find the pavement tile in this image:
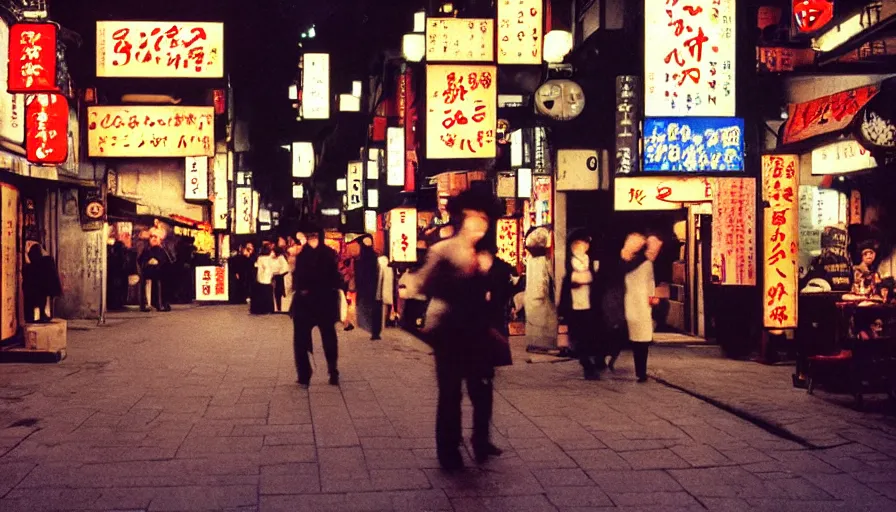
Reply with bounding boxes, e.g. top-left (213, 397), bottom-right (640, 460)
top-left (177, 435), bottom-right (264, 455)
top-left (204, 404), bottom-right (270, 420)
top-left (364, 448), bottom-right (420, 469)
top-left (670, 444), bottom-right (735, 468)
top-left (424, 467), bottom-right (544, 497)
top-left (566, 449), bottom-right (631, 471)
top-left (260, 492), bottom-right (392, 512)
top-left (586, 470), bottom-right (683, 493)
top-left (260, 463), bottom-right (320, 494)
top-left (450, 495), bottom-right (559, 512)
top-left (531, 468), bottom-right (593, 487)
top-left (618, 448), bottom-right (691, 470)
top-left (608, 491), bottom-right (703, 507)
top-left (147, 485), bottom-right (257, 510)
top-left (370, 468), bottom-right (431, 491)
top-left (545, 486), bottom-right (612, 508)
top-left (390, 489), bottom-right (452, 511)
